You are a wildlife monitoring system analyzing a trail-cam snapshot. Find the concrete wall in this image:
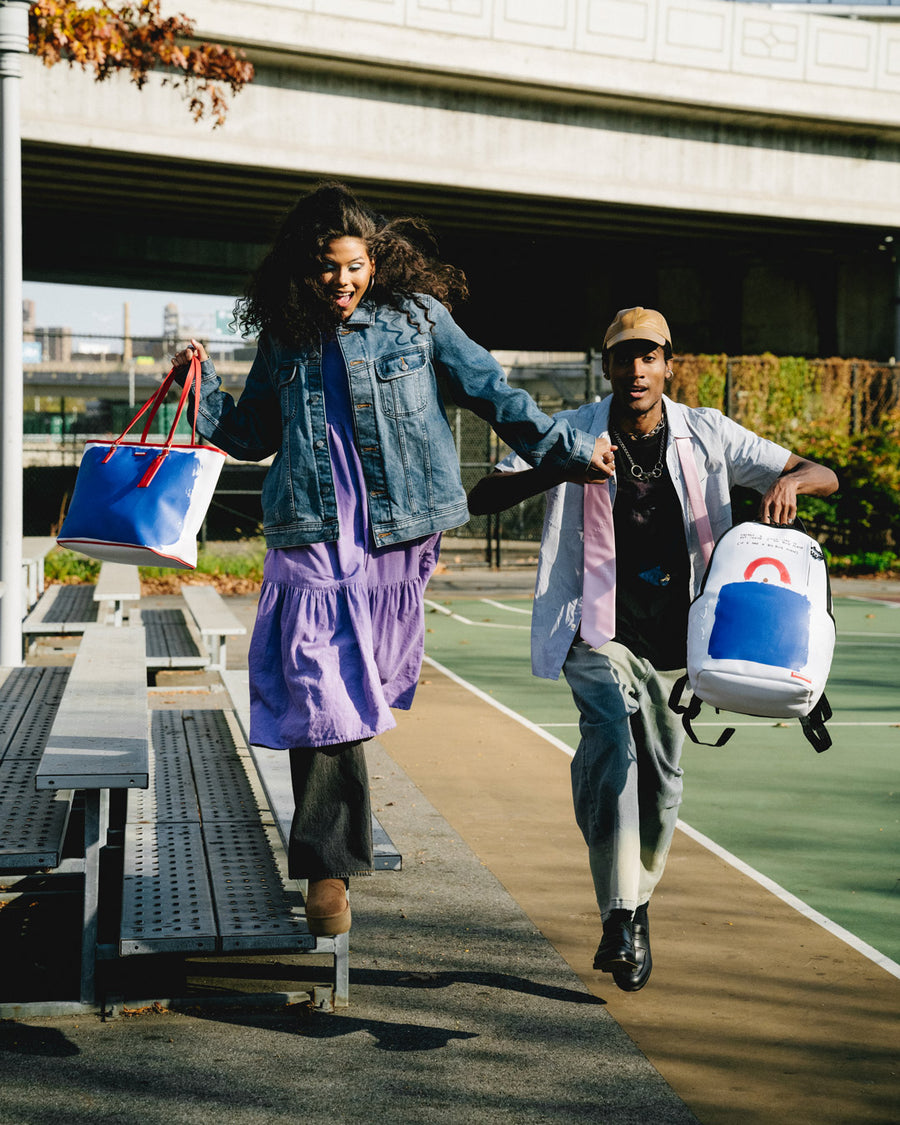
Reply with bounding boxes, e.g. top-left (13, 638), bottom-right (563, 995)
top-left (21, 0), bottom-right (900, 357)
